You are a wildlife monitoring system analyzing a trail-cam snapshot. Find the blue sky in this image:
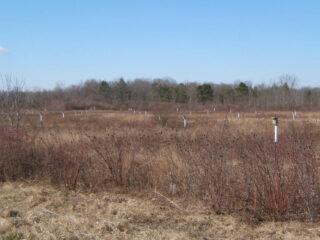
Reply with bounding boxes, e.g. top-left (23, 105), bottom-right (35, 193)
top-left (1, 0), bottom-right (320, 89)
